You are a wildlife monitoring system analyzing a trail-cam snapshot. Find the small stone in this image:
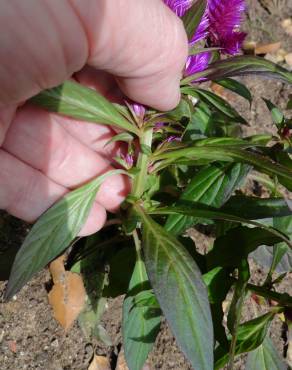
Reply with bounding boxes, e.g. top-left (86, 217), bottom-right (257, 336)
top-left (281, 18), bottom-right (292, 29)
top-left (50, 338), bottom-right (59, 348)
